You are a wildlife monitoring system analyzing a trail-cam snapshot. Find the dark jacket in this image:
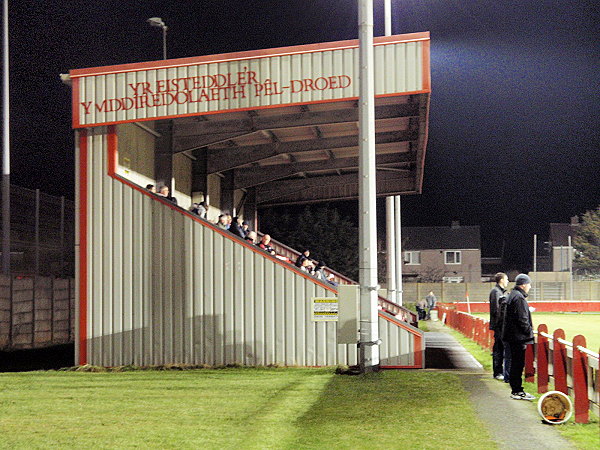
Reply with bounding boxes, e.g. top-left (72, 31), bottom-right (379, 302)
top-left (501, 286), bottom-right (533, 343)
top-left (230, 222), bottom-right (246, 239)
top-left (488, 284), bottom-right (507, 331)
top-left (295, 253), bottom-right (309, 268)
